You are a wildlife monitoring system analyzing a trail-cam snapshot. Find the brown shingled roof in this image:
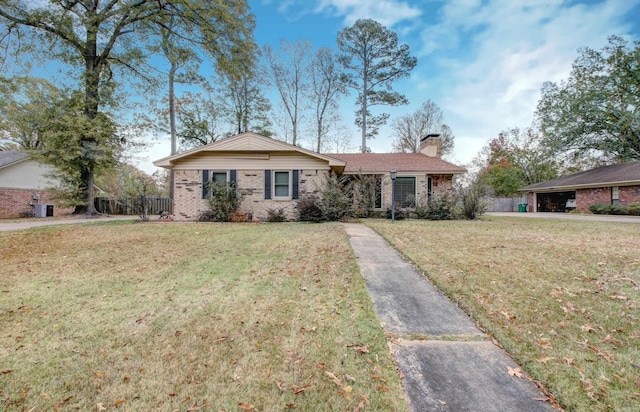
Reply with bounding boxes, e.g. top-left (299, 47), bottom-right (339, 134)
top-left (522, 161), bottom-right (640, 191)
top-left (327, 153), bottom-right (466, 174)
